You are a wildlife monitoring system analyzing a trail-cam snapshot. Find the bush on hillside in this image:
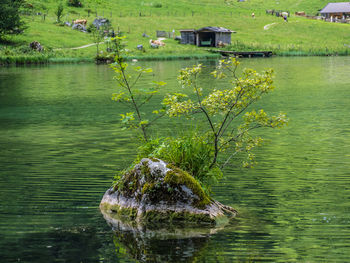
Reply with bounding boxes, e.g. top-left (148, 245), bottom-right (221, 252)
top-left (0, 0), bottom-right (26, 40)
top-left (153, 3), bottom-right (162, 8)
top-left (67, 0), bottom-right (83, 7)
